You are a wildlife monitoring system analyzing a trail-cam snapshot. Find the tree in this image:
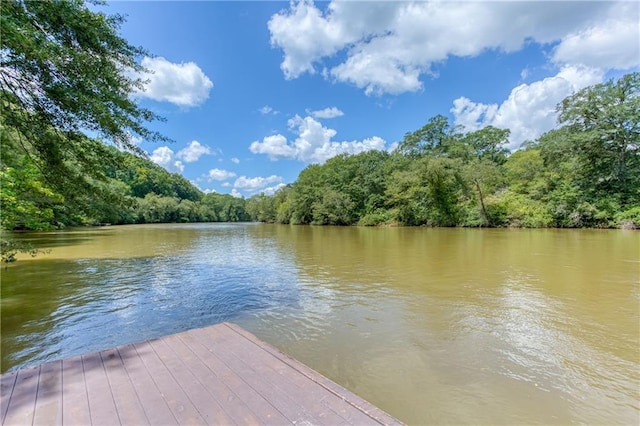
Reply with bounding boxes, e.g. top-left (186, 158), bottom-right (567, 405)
top-left (398, 115), bottom-right (454, 157)
top-left (1, 0), bottom-right (169, 193)
top-left (557, 72), bottom-right (640, 206)
top-left (386, 156), bottom-right (463, 226)
top-left (454, 126), bottom-right (510, 226)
